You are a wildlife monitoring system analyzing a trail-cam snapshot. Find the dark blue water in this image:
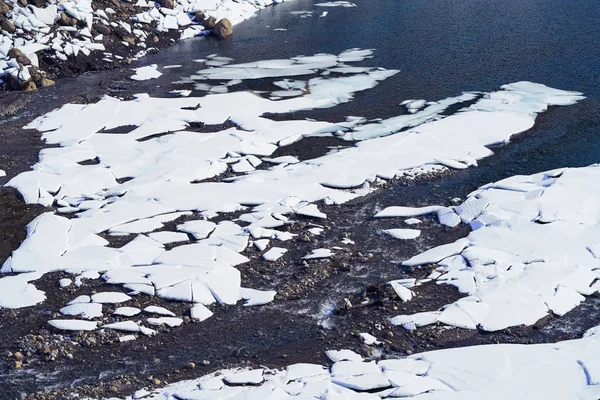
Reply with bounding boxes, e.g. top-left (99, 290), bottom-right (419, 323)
top-left (142, 0), bottom-right (599, 200)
